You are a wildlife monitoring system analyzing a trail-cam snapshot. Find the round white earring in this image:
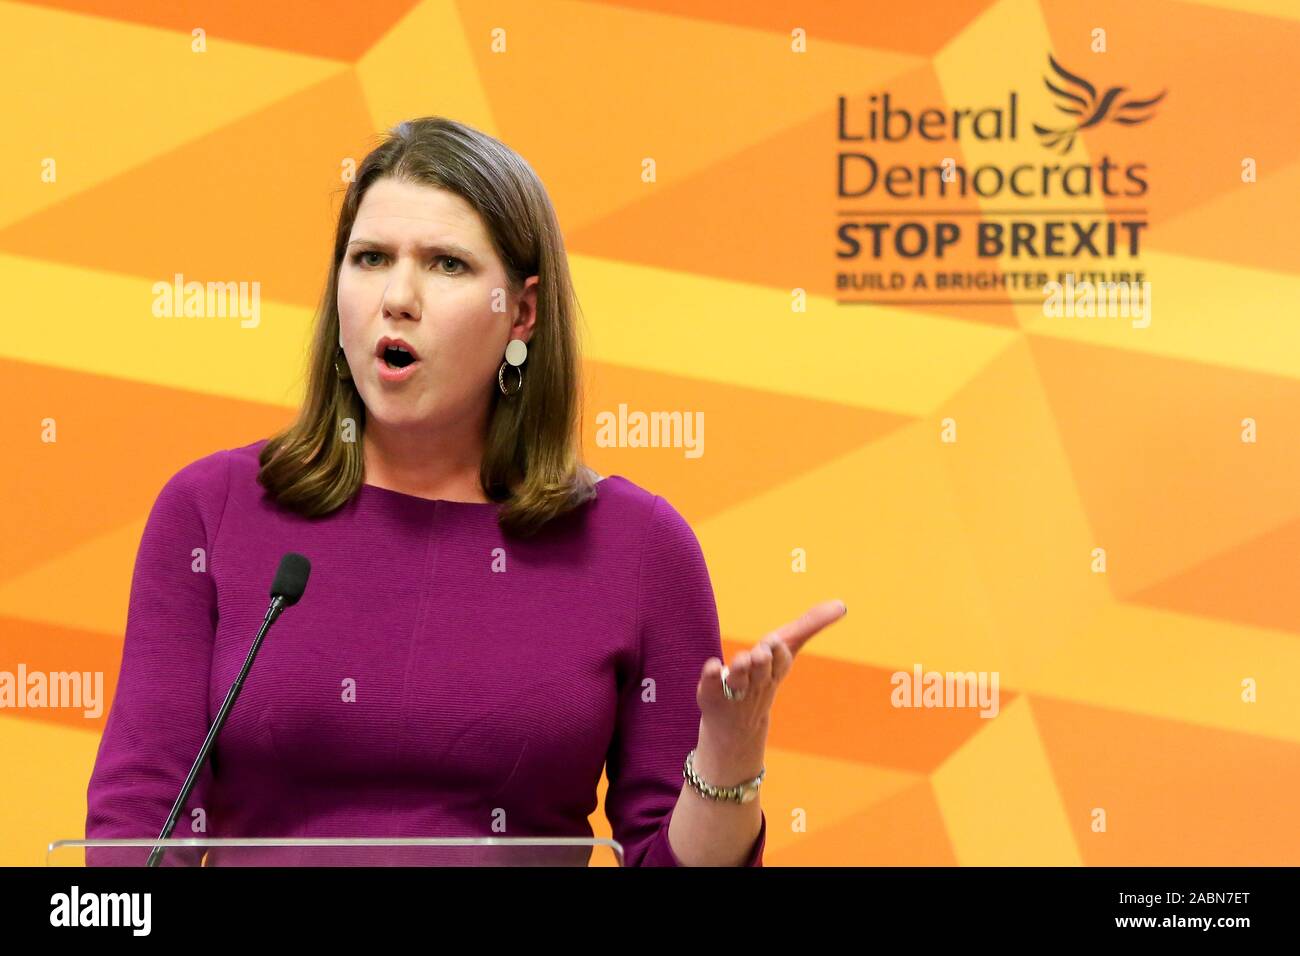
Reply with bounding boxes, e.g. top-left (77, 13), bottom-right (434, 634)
top-left (498, 339), bottom-right (527, 396)
top-left (505, 338), bottom-right (527, 366)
